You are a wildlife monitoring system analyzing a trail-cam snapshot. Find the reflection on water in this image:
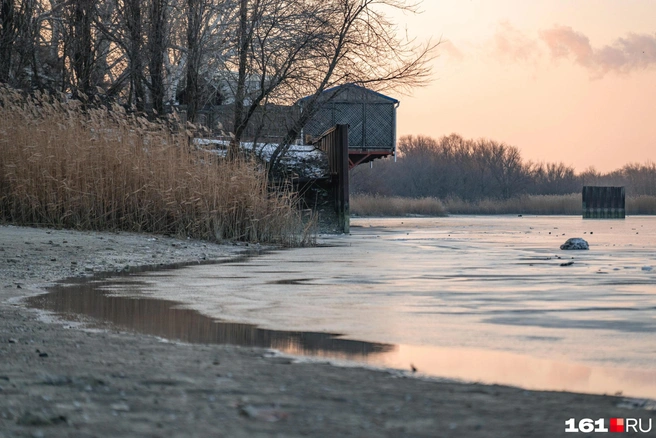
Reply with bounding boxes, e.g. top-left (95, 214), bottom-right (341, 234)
top-left (369, 343), bottom-right (656, 399)
top-left (26, 281), bottom-right (395, 361)
top-left (26, 277), bottom-right (656, 398)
